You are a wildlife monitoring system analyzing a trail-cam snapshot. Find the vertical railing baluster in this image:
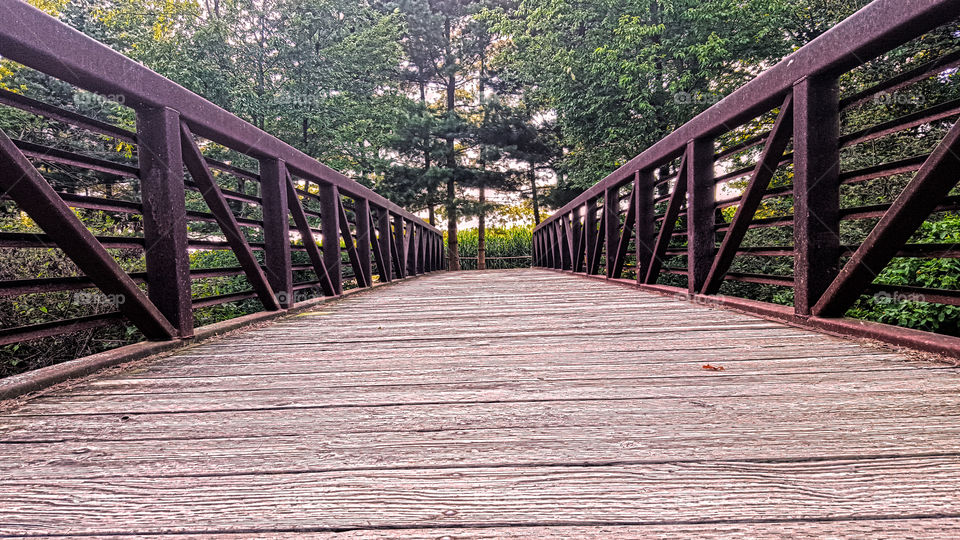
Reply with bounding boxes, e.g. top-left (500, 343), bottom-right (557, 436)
top-left (585, 199), bottom-right (597, 274)
top-left (533, 231), bottom-right (540, 267)
top-left (137, 106), bottom-right (193, 338)
top-left (635, 170), bottom-right (655, 283)
top-left (423, 229), bottom-right (431, 272)
top-left (260, 158), bottom-right (292, 307)
top-left (532, 231), bottom-right (538, 267)
top-left (604, 187), bottom-right (619, 278)
top-left (555, 222), bottom-right (563, 269)
top-left (687, 137), bottom-right (716, 294)
top-left (793, 76), bottom-right (840, 316)
top-left (572, 206), bottom-right (583, 272)
top-left (393, 214), bottom-right (407, 278)
top-left (355, 198), bottom-right (373, 287)
top-left (406, 222), bottom-right (418, 276)
top-left (540, 231), bottom-right (547, 268)
top-left (545, 225), bottom-right (554, 269)
top-left (418, 226), bottom-right (426, 274)
top-left (375, 207), bottom-right (393, 281)
top-left (319, 182), bottom-right (342, 295)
